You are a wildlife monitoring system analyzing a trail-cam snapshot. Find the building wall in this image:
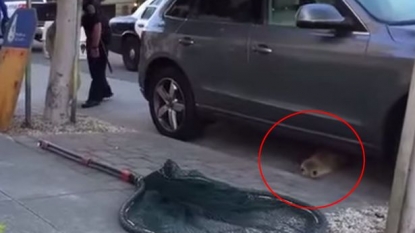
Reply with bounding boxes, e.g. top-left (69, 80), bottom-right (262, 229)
top-left (42, 0), bottom-right (139, 19)
top-left (102, 0), bottom-right (137, 16)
